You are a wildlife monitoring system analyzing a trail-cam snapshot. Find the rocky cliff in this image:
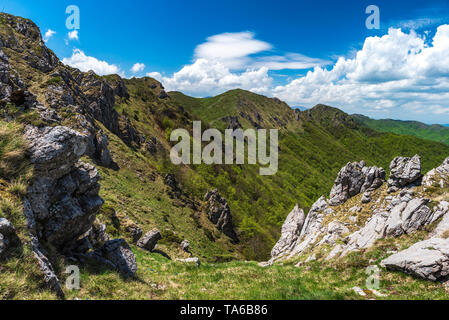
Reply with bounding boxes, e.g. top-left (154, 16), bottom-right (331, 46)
top-left (267, 155), bottom-right (449, 282)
